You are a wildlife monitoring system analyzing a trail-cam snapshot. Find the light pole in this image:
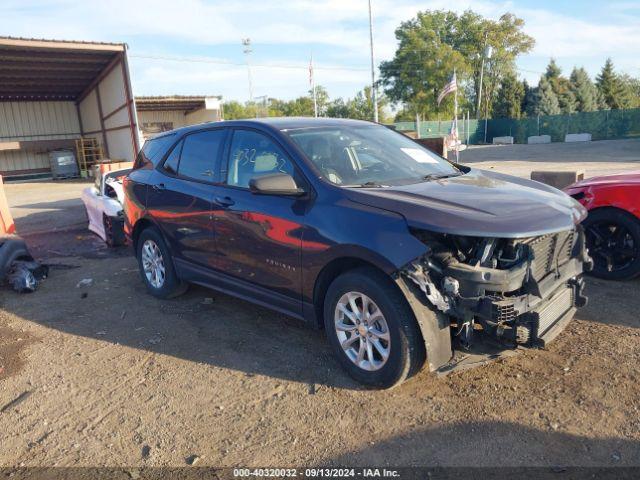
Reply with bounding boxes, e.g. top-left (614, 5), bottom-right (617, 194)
top-left (242, 38), bottom-right (253, 102)
top-left (368, 0), bottom-right (379, 123)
